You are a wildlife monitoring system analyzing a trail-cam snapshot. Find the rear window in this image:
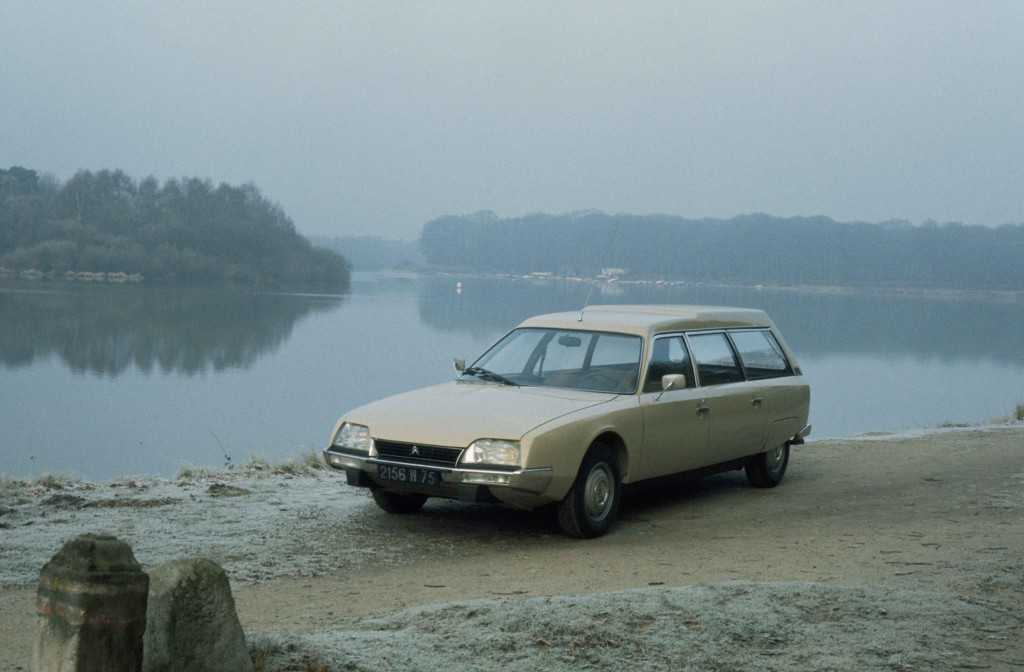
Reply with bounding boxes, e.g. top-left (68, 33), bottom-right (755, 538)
top-left (729, 330), bottom-right (791, 380)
